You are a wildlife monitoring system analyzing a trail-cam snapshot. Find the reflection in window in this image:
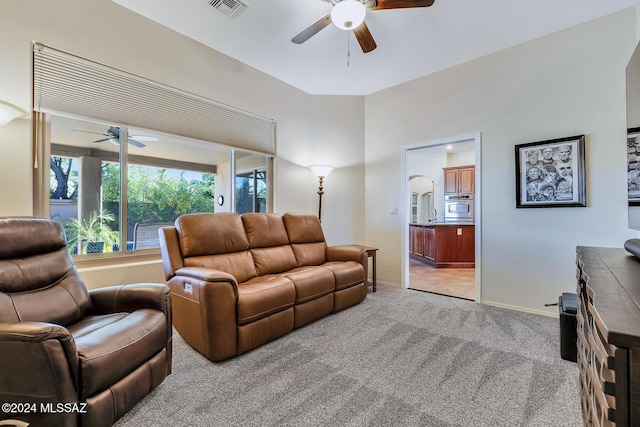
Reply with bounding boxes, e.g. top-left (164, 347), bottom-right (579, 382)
top-left (236, 170), bottom-right (267, 214)
top-left (234, 151), bottom-right (269, 214)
